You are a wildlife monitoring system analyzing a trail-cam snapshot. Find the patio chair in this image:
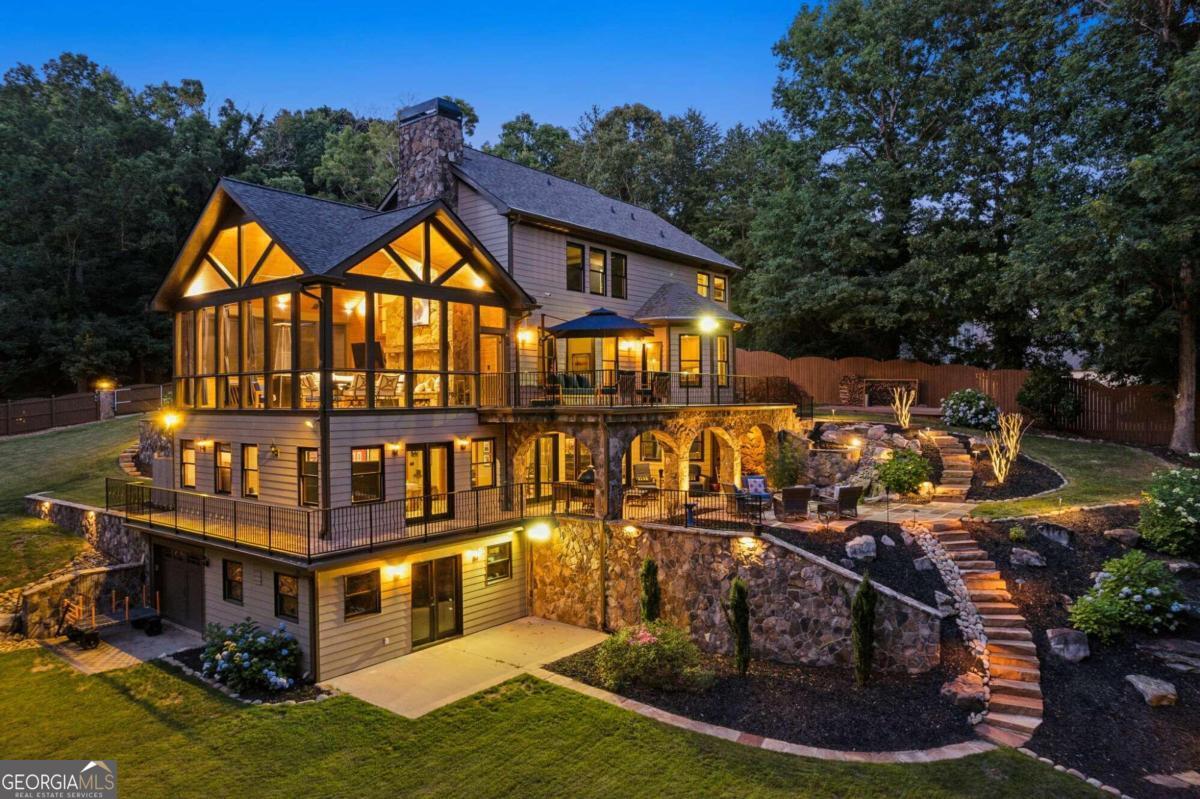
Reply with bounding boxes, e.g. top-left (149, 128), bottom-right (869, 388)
top-left (773, 485), bottom-right (813, 522)
top-left (688, 463), bottom-right (708, 493)
top-left (734, 474), bottom-right (773, 518)
top-left (375, 373), bottom-right (402, 407)
top-left (345, 373), bottom-right (367, 407)
top-left (300, 372), bottom-right (320, 408)
top-left (816, 484), bottom-right (865, 519)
